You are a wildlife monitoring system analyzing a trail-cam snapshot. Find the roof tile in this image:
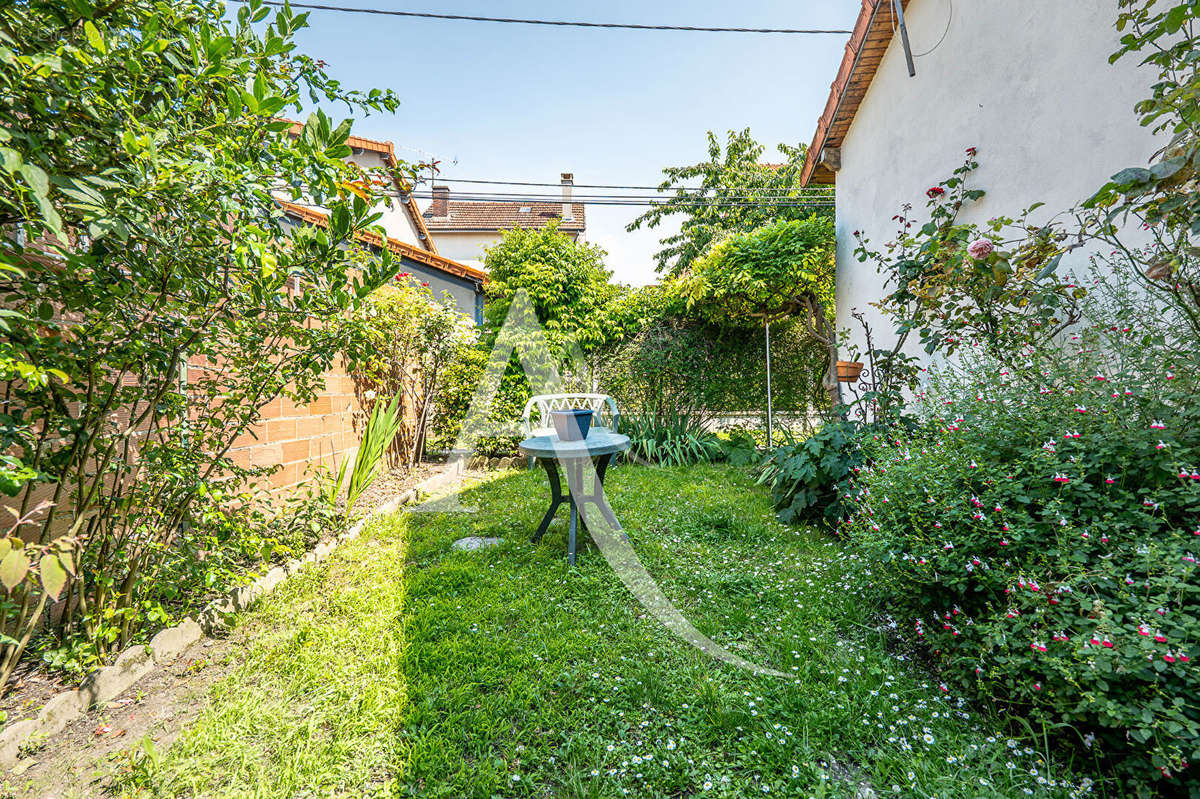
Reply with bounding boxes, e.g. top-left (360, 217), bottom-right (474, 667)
top-left (423, 201), bottom-right (586, 233)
